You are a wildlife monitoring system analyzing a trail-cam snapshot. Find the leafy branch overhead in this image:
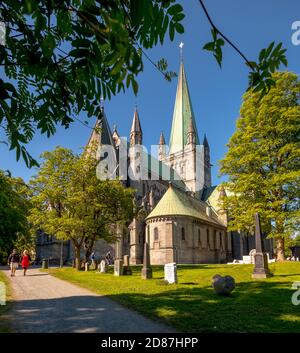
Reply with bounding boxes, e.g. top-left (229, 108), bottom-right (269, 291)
top-left (0, 0), bottom-right (289, 168)
top-left (0, 0), bottom-right (185, 167)
top-left (200, 0), bottom-right (288, 96)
